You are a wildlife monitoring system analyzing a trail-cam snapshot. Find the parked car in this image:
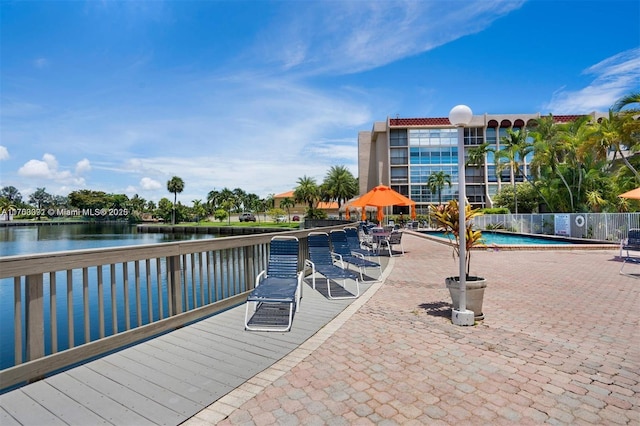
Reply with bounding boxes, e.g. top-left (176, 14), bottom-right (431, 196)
top-left (292, 215), bottom-right (300, 221)
top-left (239, 213), bottom-right (256, 222)
top-left (276, 215), bottom-right (287, 223)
